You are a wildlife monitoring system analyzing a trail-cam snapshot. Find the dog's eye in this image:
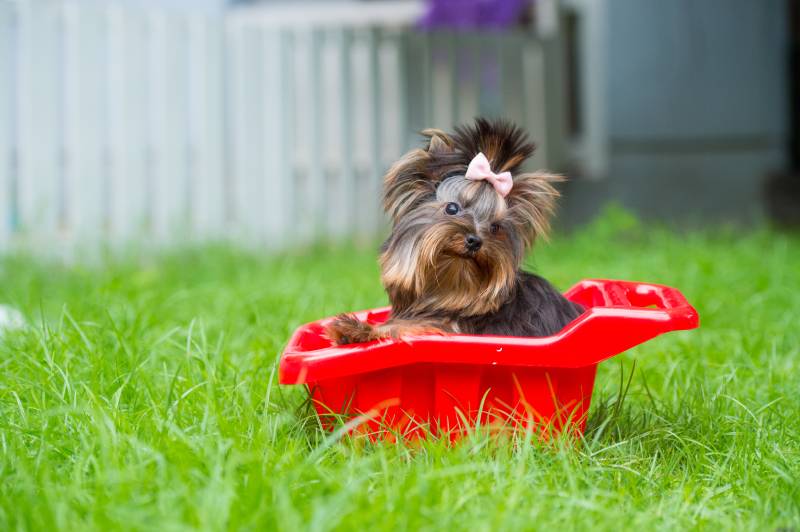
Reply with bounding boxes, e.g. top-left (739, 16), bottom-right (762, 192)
top-left (490, 223), bottom-right (500, 234)
top-left (445, 202), bottom-right (460, 215)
